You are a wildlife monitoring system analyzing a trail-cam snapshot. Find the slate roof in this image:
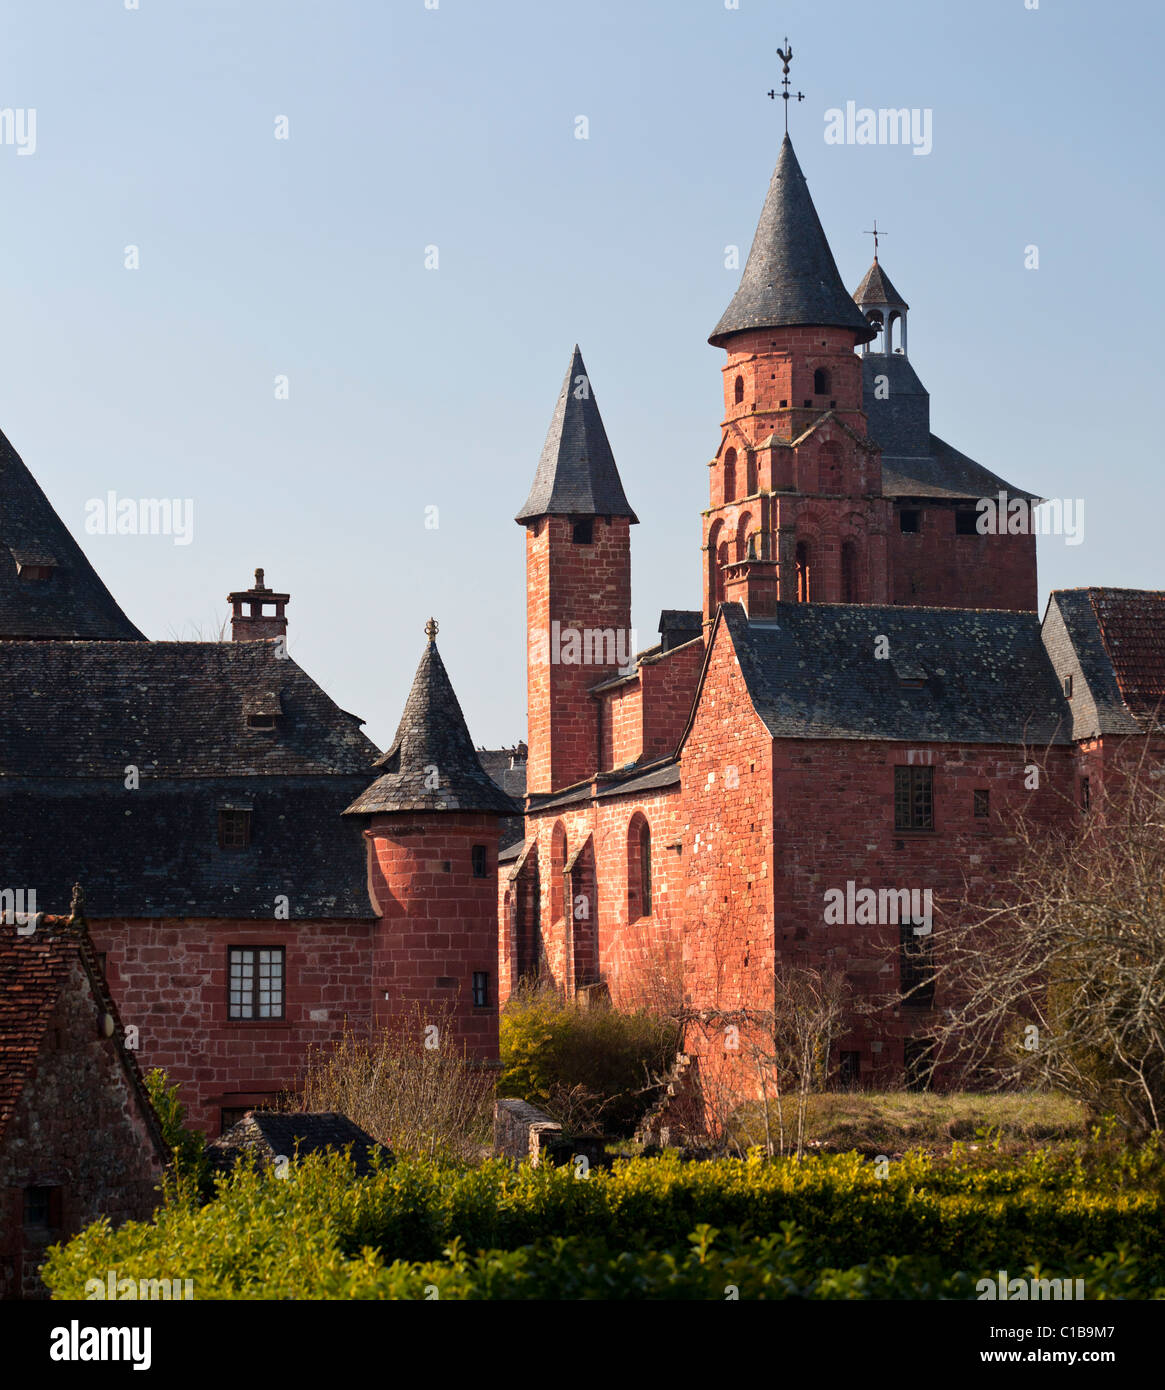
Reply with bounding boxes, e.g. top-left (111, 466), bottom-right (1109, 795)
top-left (659, 609), bottom-right (703, 652)
top-left (207, 1111), bottom-right (391, 1177)
top-left (716, 602), bottom-right (1073, 745)
top-left (0, 426), bottom-right (144, 640)
top-left (515, 346), bottom-right (638, 524)
top-left (0, 906), bottom-right (166, 1157)
top-left (881, 435), bottom-right (1042, 504)
top-left (476, 745), bottom-right (528, 848)
top-left (710, 135), bottom-right (875, 347)
top-left (0, 640), bottom-right (381, 917)
top-left (1042, 590), bottom-right (1165, 738)
top-left (853, 258), bottom-right (908, 309)
top-left (344, 636), bottom-right (519, 816)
